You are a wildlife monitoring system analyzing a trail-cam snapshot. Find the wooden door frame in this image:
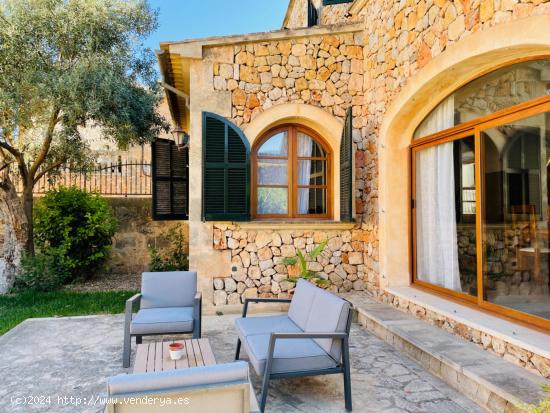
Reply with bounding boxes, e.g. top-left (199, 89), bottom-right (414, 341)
top-left (410, 95), bottom-right (550, 331)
